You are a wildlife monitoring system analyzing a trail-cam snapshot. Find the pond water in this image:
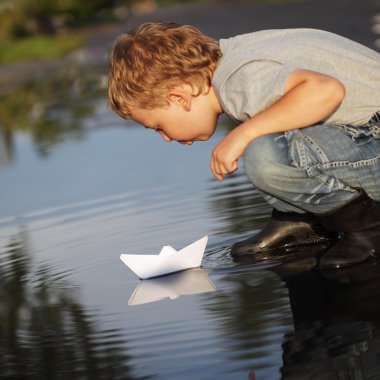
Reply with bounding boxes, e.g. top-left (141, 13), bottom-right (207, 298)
top-left (1, 61), bottom-right (380, 380)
